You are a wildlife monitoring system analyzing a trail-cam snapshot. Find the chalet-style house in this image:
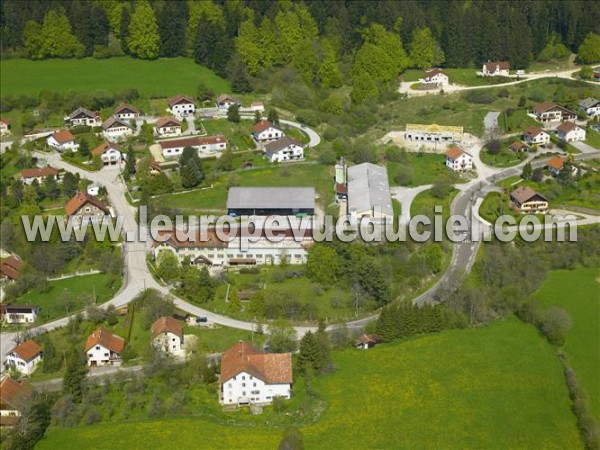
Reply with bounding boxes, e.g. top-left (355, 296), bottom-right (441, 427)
top-left (0, 376), bottom-right (32, 427)
top-left (509, 141), bottom-right (528, 153)
top-left (65, 107), bottom-right (101, 127)
top-left (0, 257), bottom-right (22, 282)
top-left (510, 186), bottom-right (548, 213)
top-left (4, 340), bottom-right (43, 376)
top-left (482, 61), bottom-right (510, 77)
top-left (159, 135), bottom-right (227, 158)
top-left (532, 101), bottom-right (577, 123)
top-left (219, 341), bottom-right (292, 405)
top-left (0, 118), bottom-right (11, 135)
top-left (85, 327), bottom-right (125, 367)
top-left (114, 103), bottom-right (140, 120)
top-left (151, 316), bottom-right (184, 355)
top-left (92, 142), bottom-right (122, 166)
top-left (2, 306), bottom-right (39, 324)
top-left (65, 191), bottom-right (110, 226)
top-left (19, 167), bottom-right (59, 185)
top-left (355, 334), bottom-right (383, 350)
top-left (168, 95), bottom-right (196, 116)
top-left (547, 156), bottom-right (568, 177)
top-left (47, 130), bottom-right (79, 152)
top-left (252, 120), bottom-right (284, 144)
top-left (251, 101), bottom-right (265, 112)
top-left (102, 117), bottom-right (134, 142)
top-left (523, 126), bottom-right (550, 146)
top-left (216, 94), bottom-right (241, 109)
top-left (264, 136), bottom-right (304, 163)
top-left (555, 121), bottom-right (586, 142)
top-left (579, 98), bottom-right (600, 117)
top-left (445, 146), bottom-right (473, 171)
top-left (422, 68), bottom-right (449, 86)
top-left (154, 116), bottom-right (182, 137)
